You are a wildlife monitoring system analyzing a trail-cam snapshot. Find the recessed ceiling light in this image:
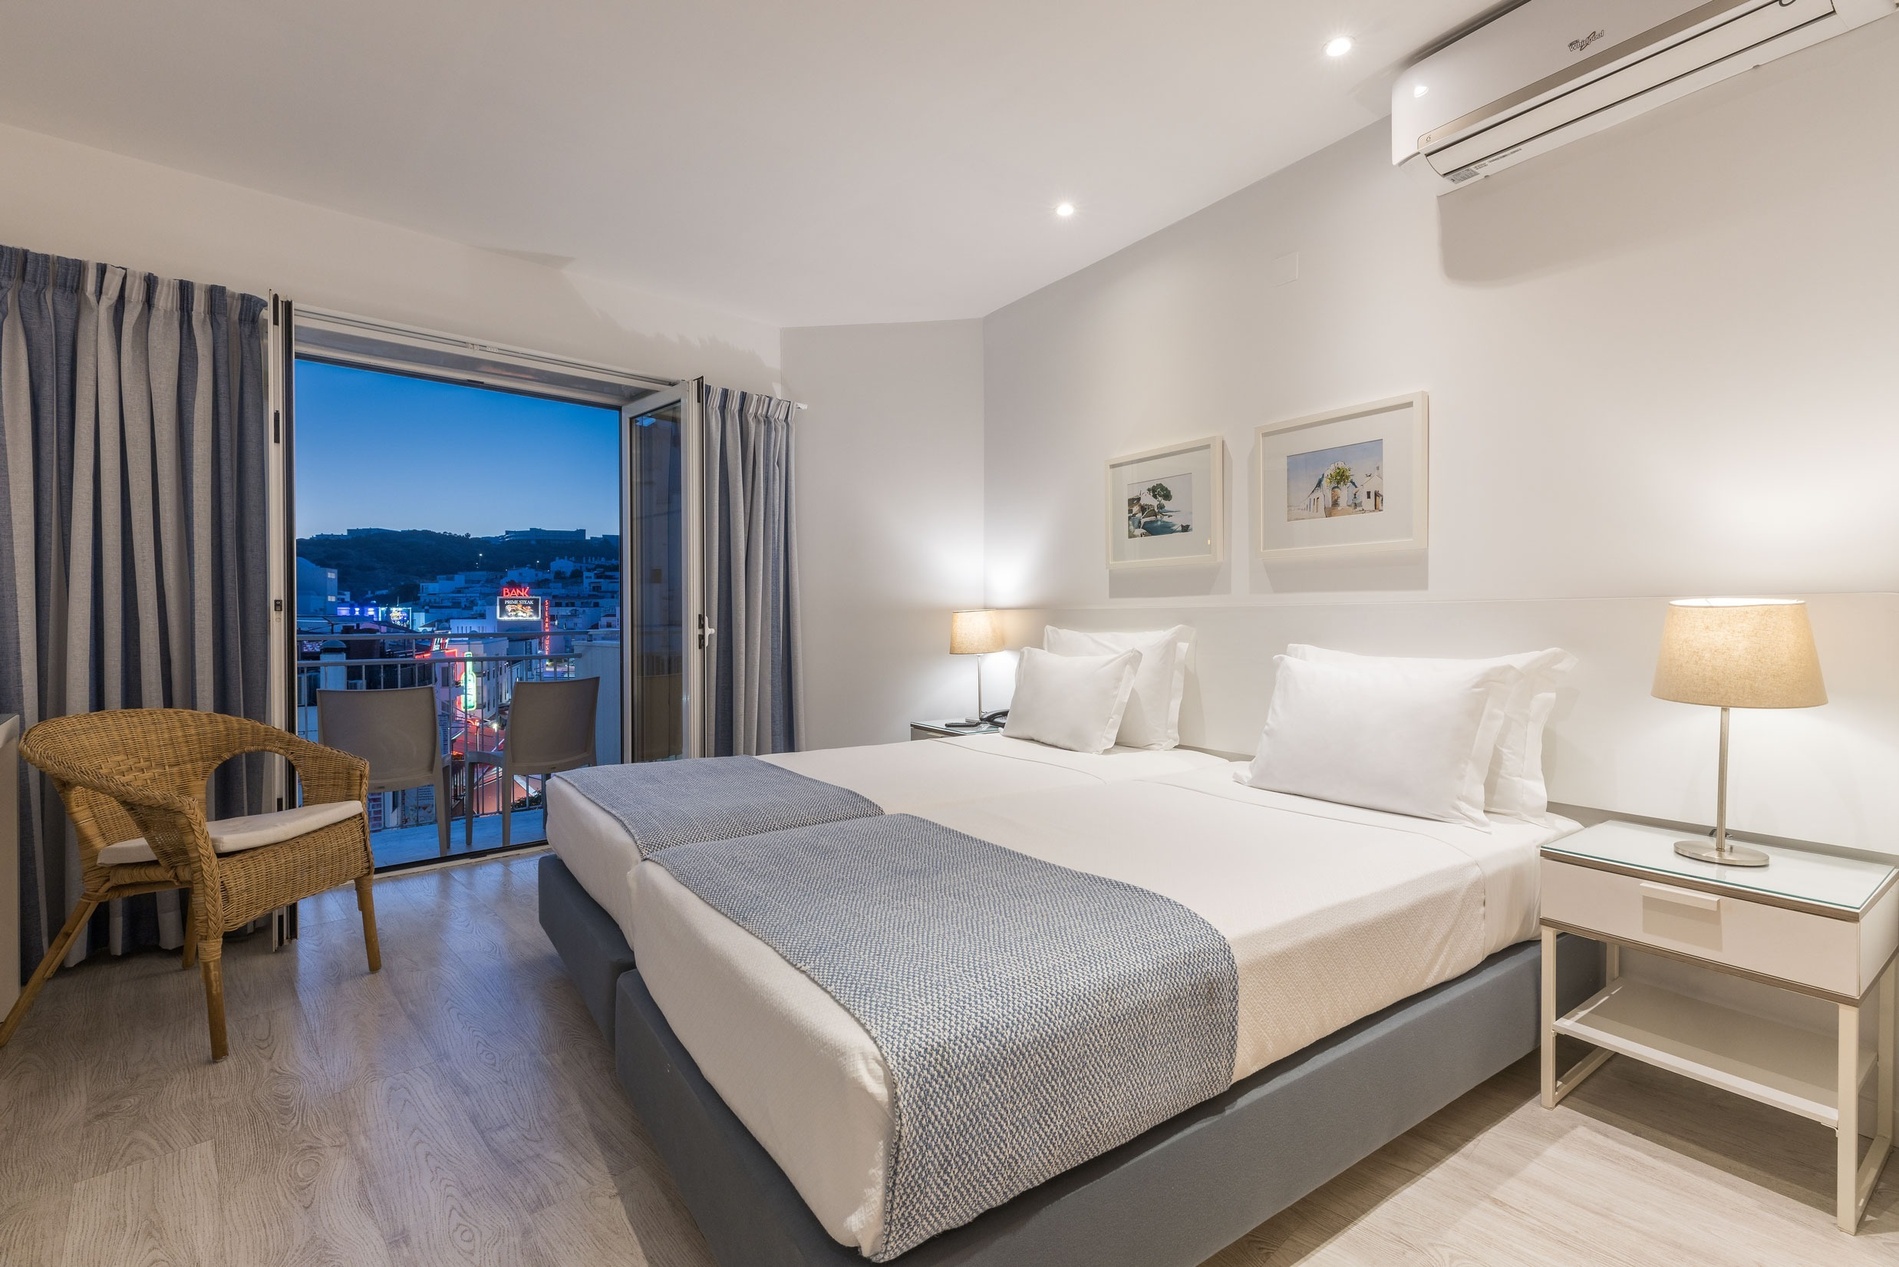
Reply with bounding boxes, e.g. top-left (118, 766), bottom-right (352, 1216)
top-left (1055, 202), bottom-right (1076, 218)
top-left (1325, 36), bottom-right (1354, 58)
top-left (1413, 83), bottom-right (1430, 98)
